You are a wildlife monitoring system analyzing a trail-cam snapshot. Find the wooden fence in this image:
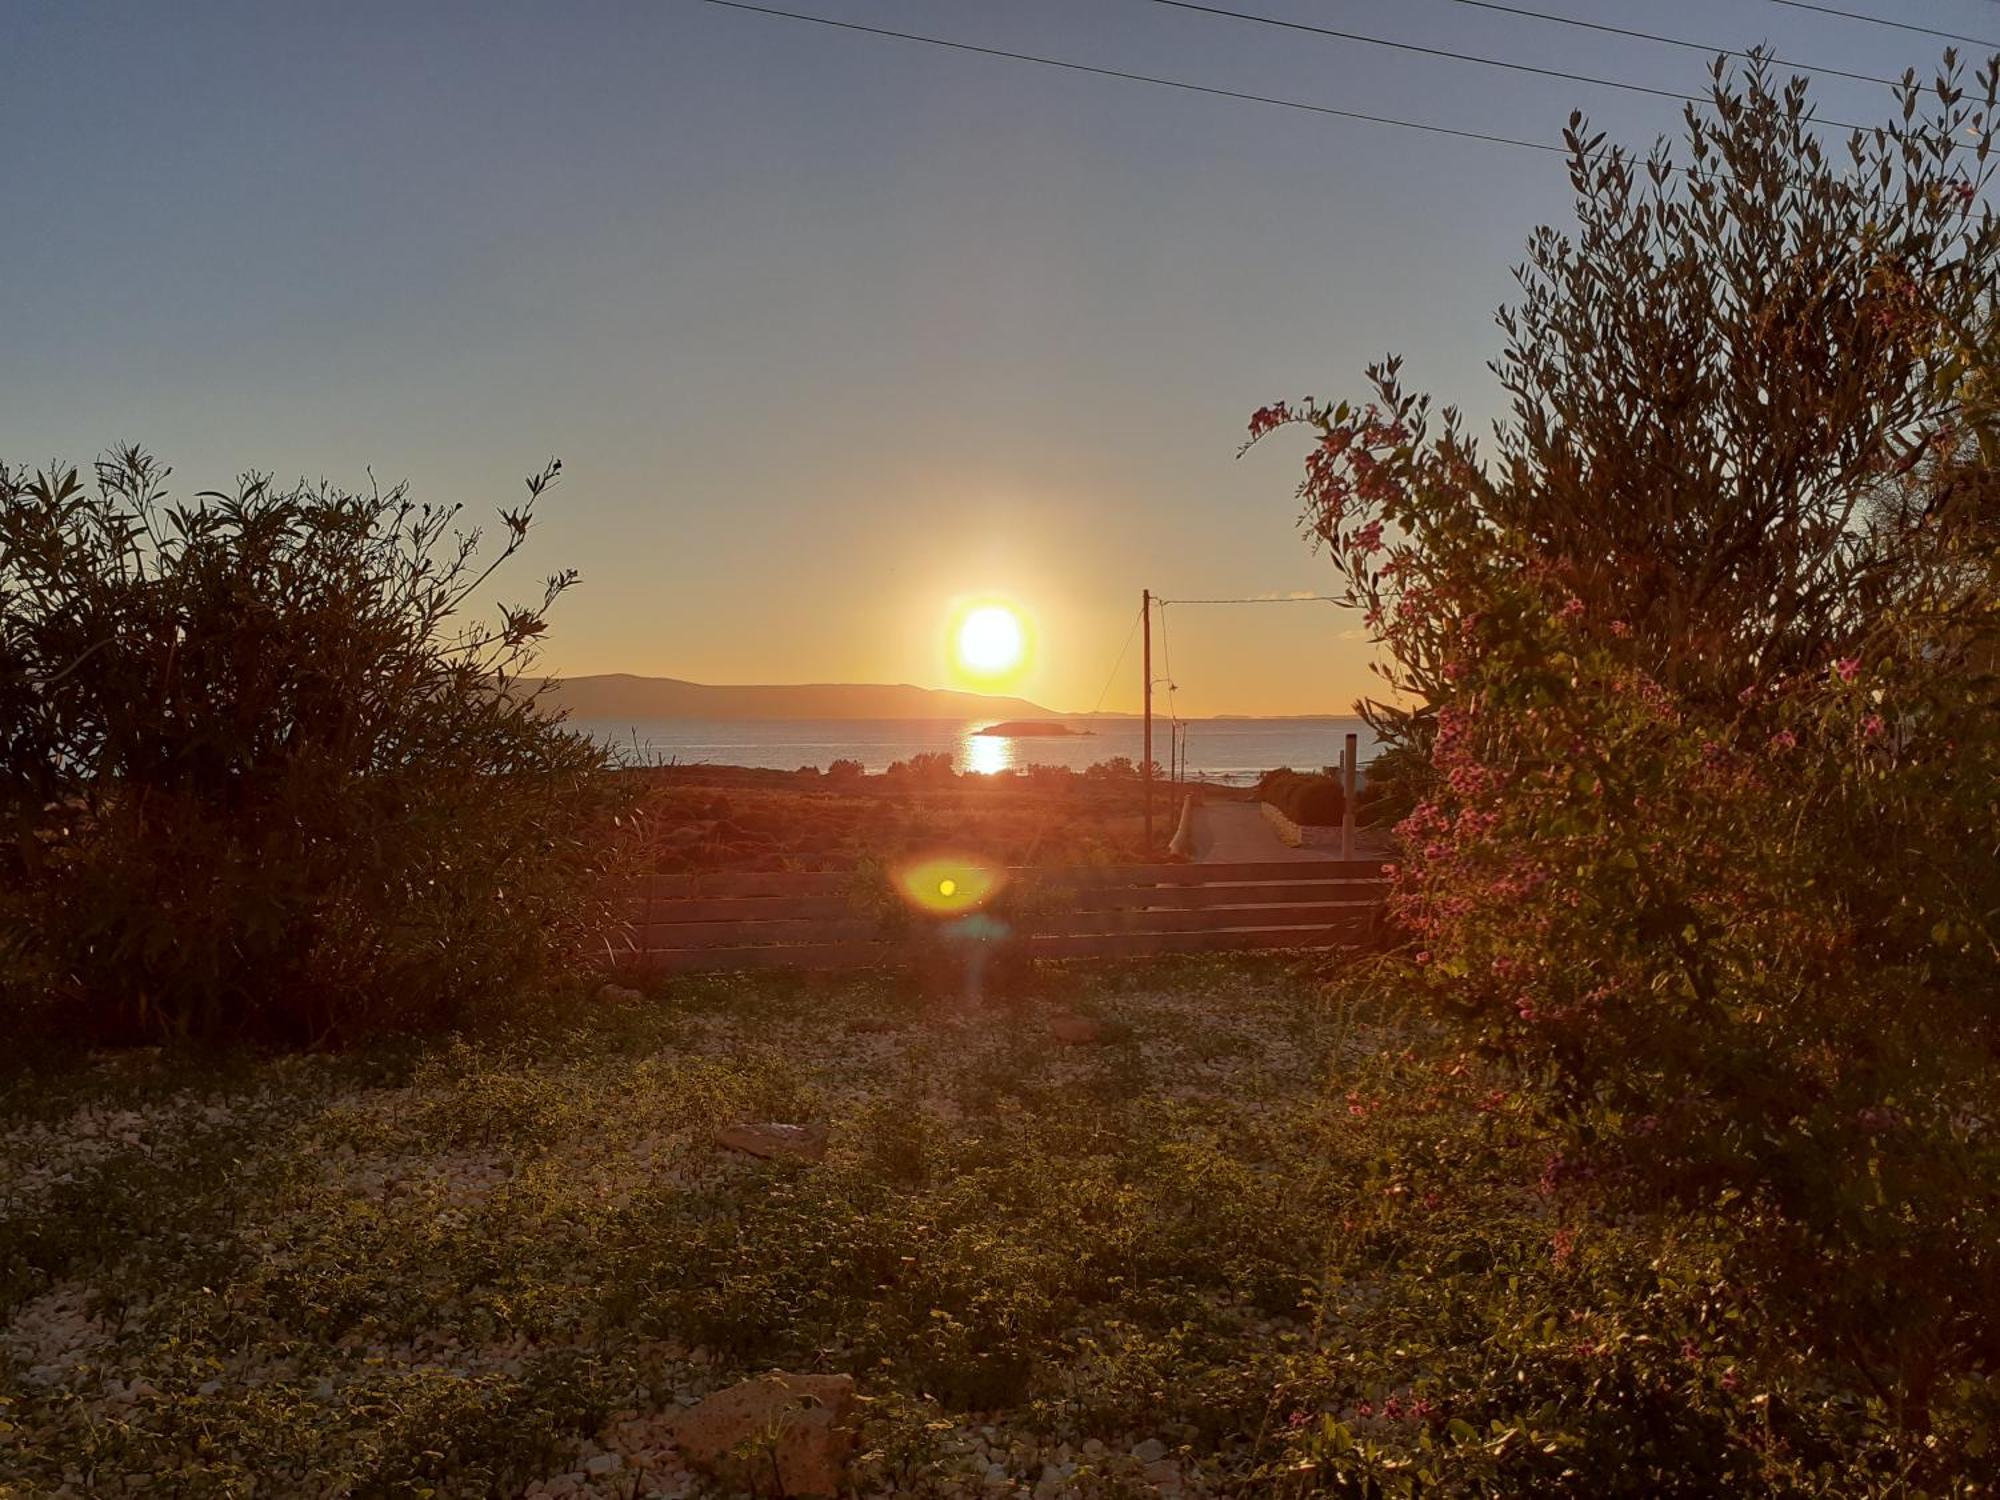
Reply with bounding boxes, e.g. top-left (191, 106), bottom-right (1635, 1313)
top-left (617, 859), bottom-right (1389, 974)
